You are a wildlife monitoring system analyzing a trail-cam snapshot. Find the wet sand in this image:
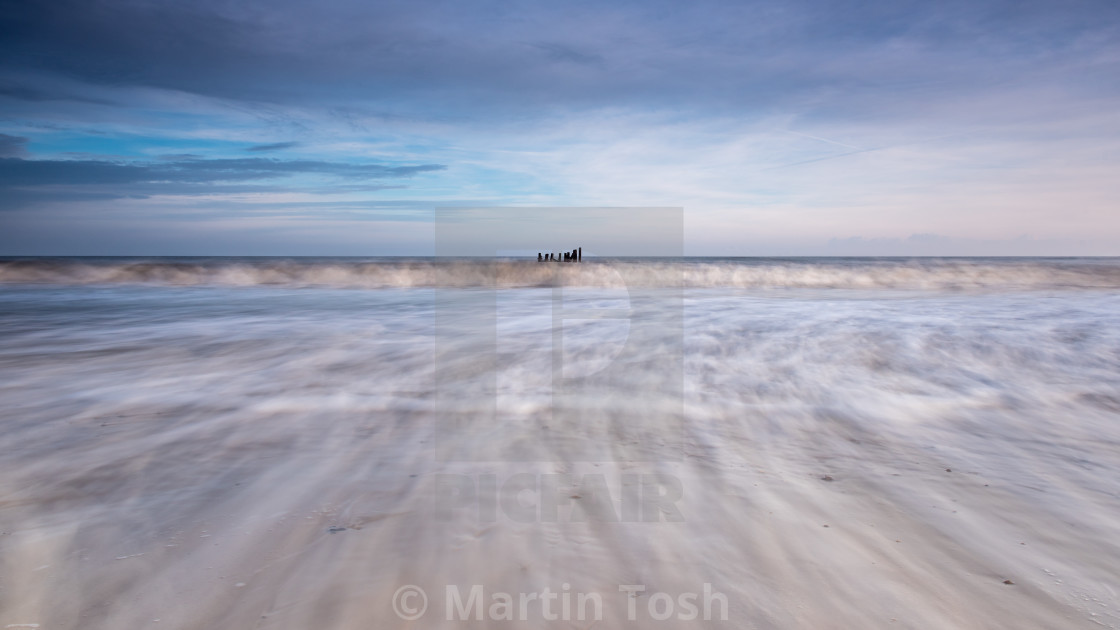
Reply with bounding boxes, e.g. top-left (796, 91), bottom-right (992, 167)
top-left (2, 266), bottom-right (1119, 628)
